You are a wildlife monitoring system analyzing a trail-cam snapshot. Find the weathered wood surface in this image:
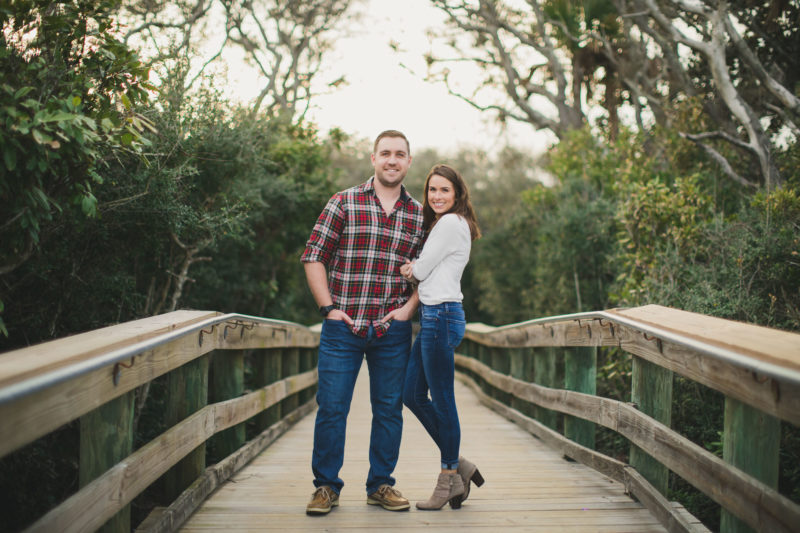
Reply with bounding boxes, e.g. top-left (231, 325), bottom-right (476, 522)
top-left (26, 370), bottom-right (317, 533)
top-left (178, 363), bottom-right (702, 532)
top-left (0, 313), bottom-right (319, 458)
top-left (609, 305), bottom-right (800, 372)
top-left (0, 310), bottom-right (218, 388)
top-left (463, 305), bottom-right (800, 426)
top-left (456, 355), bottom-right (800, 533)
